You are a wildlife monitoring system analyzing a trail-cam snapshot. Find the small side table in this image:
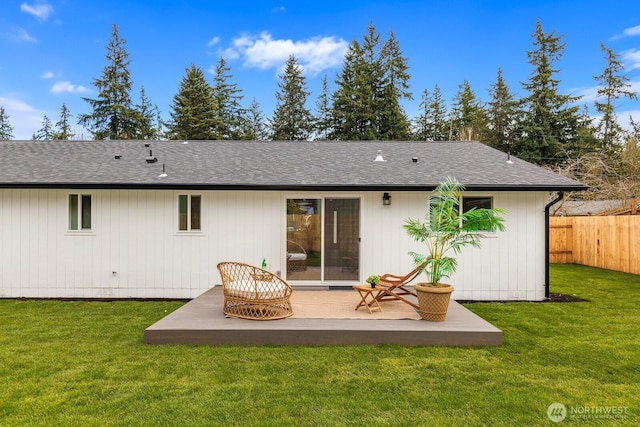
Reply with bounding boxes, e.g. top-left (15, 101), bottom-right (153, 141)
top-left (353, 284), bottom-right (383, 314)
